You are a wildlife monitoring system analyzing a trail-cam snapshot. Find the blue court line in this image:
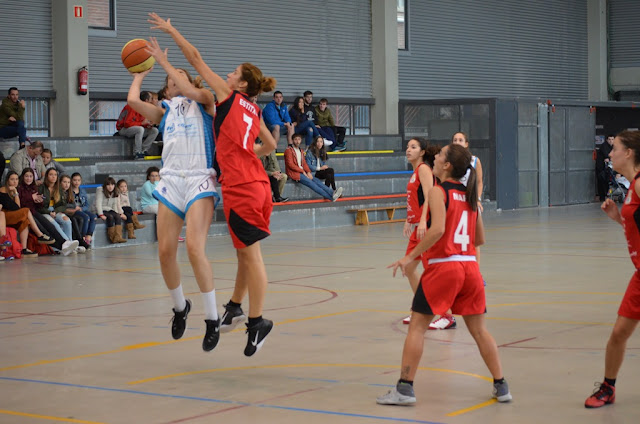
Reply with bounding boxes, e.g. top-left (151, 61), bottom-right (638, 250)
top-left (335, 171), bottom-right (412, 178)
top-left (0, 376), bottom-right (445, 424)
